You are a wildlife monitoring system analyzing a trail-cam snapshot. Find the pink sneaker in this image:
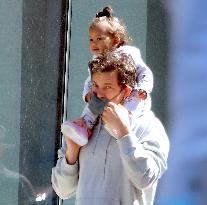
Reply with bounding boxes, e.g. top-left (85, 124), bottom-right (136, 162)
top-left (61, 121), bottom-right (88, 146)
